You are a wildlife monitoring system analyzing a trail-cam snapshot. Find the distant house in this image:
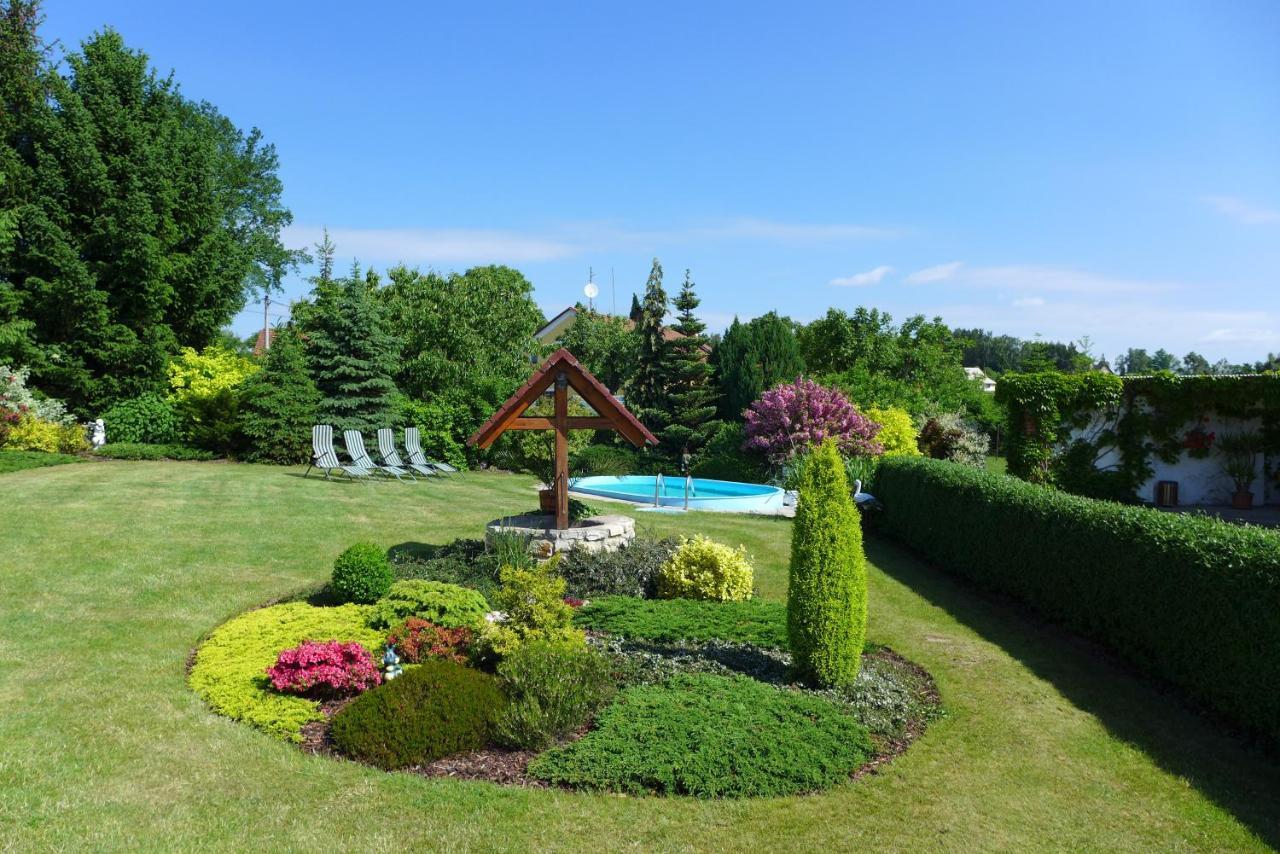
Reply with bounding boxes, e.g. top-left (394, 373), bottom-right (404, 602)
top-left (251, 328), bottom-right (272, 357)
top-left (964, 366), bottom-right (997, 393)
top-left (535, 305), bottom-right (711, 355)
top-left (1093, 358), bottom-right (1115, 375)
